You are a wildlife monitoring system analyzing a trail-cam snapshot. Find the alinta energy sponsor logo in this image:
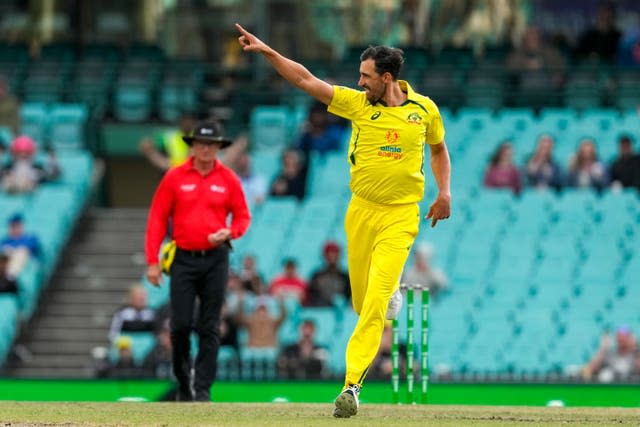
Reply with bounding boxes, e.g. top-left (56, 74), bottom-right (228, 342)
top-left (407, 112), bottom-right (423, 125)
top-left (210, 184), bottom-right (226, 193)
top-left (378, 145), bottom-right (402, 159)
